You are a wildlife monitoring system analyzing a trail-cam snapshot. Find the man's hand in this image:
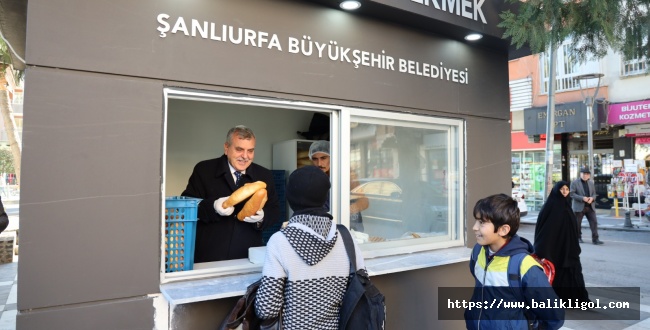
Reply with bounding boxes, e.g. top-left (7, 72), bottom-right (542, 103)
top-left (214, 197), bottom-right (235, 216)
top-left (243, 209), bottom-right (264, 223)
